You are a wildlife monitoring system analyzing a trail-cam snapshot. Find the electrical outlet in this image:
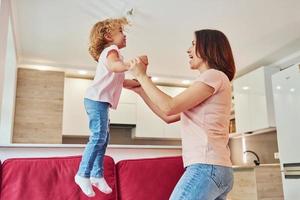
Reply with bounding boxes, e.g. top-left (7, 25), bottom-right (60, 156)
top-left (274, 152), bottom-right (279, 159)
